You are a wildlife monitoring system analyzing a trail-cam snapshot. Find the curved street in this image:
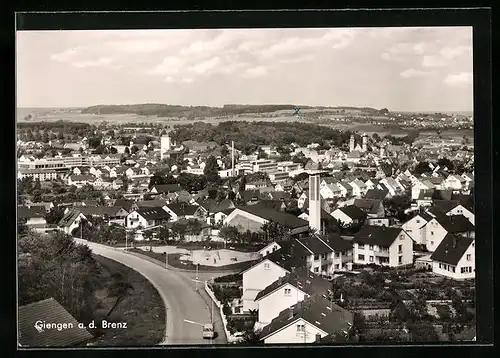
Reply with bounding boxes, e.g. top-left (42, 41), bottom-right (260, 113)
top-left (73, 239), bottom-right (229, 345)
